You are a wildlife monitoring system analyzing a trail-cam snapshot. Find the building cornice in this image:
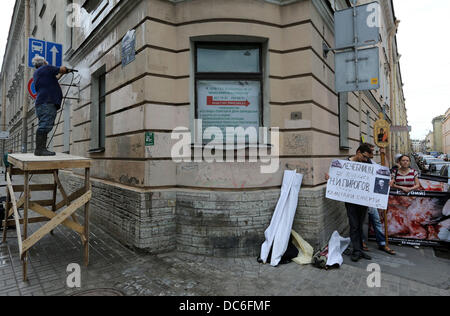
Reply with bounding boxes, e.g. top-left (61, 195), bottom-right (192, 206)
top-left (67, 0), bottom-right (143, 65)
